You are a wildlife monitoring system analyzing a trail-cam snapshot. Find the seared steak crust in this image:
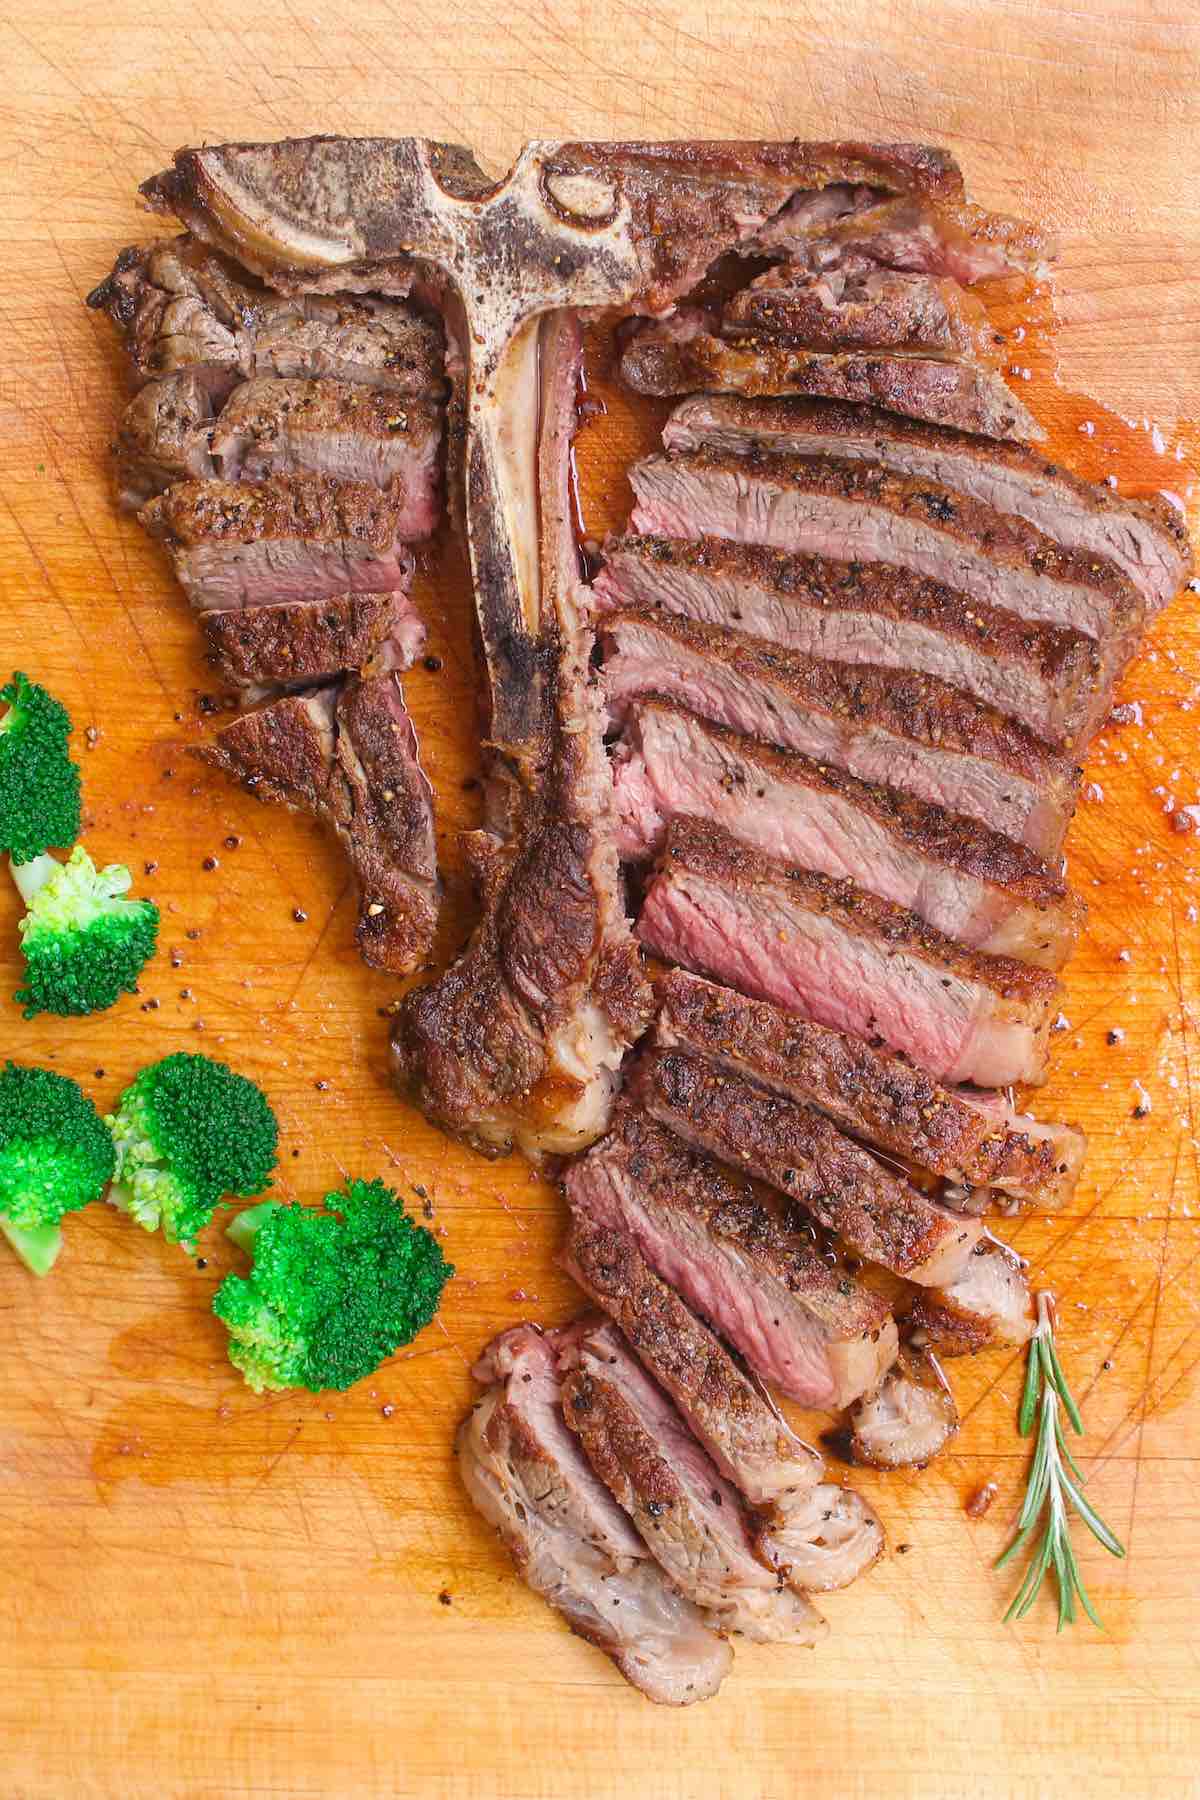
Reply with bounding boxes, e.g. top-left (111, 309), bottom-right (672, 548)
top-left (633, 1046), bottom-right (983, 1285)
top-left (620, 330), bottom-right (1037, 441)
top-left (629, 449), bottom-right (1142, 644)
top-left (600, 607), bottom-right (1080, 856)
top-left (561, 1216), bottom-right (823, 1508)
top-left (565, 1107), bottom-right (897, 1409)
top-left (596, 534), bottom-right (1111, 750)
top-left (639, 818), bottom-right (1059, 1088)
top-left (656, 969), bottom-right (1086, 1209)
top-left (723, 267), bottom-right (1002, 361)
top-left (200, 590), bottom-right (424, 690)
top-left (113, 371), bottom-right (216, 509)
top-left (664, 395), bottom-right (1193, 613)
top-left (202, 672), bottom-right (437, 973)
top-left (614, 700), bottom-right (1084, 968)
